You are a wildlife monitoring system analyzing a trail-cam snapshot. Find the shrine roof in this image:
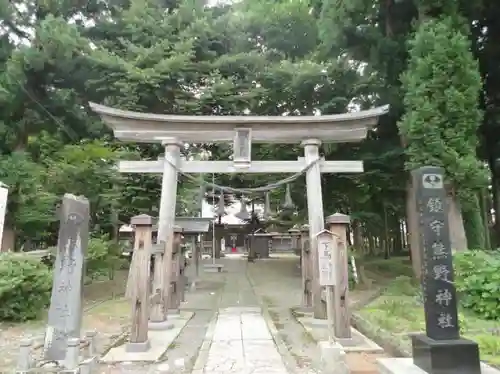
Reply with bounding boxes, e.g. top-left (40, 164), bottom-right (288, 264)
top-left (89, 102), bottom-right (389, 144)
